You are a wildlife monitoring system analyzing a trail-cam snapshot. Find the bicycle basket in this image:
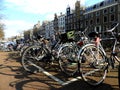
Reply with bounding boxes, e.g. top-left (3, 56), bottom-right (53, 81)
top-left (67, 30), bottom-right (75, 40)
top-left (60, 31), bottom-right (75, 43)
